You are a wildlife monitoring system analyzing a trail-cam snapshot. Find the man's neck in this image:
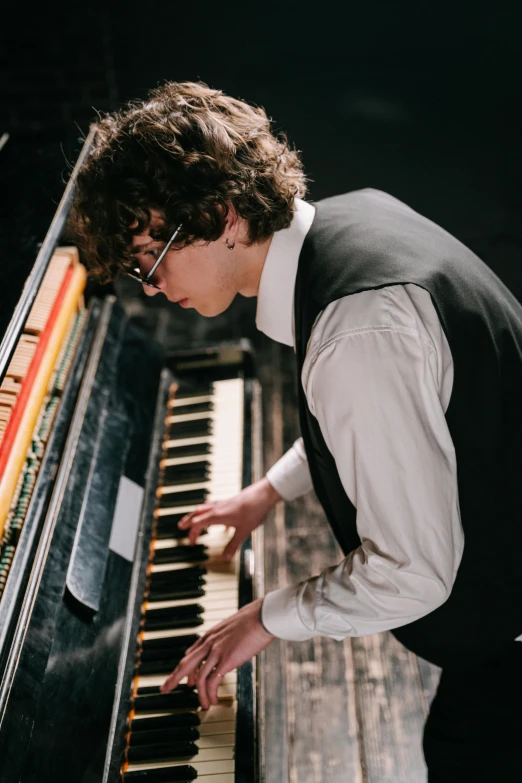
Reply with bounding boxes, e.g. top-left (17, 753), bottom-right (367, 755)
top-left (236, 233), bottom-right (274, 298)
